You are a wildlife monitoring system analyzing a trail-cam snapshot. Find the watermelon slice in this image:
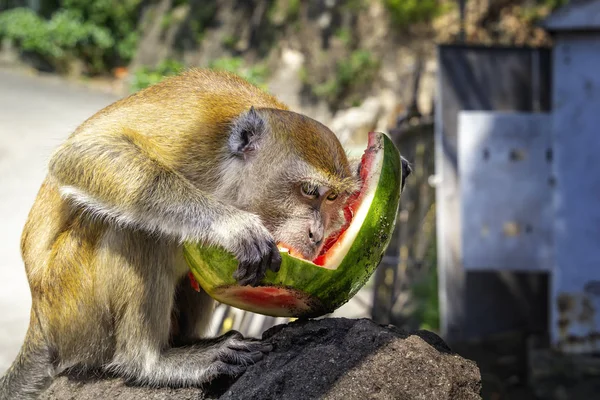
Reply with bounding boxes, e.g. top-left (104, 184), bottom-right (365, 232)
top-left (183, 131), bottom-right (404, 318)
